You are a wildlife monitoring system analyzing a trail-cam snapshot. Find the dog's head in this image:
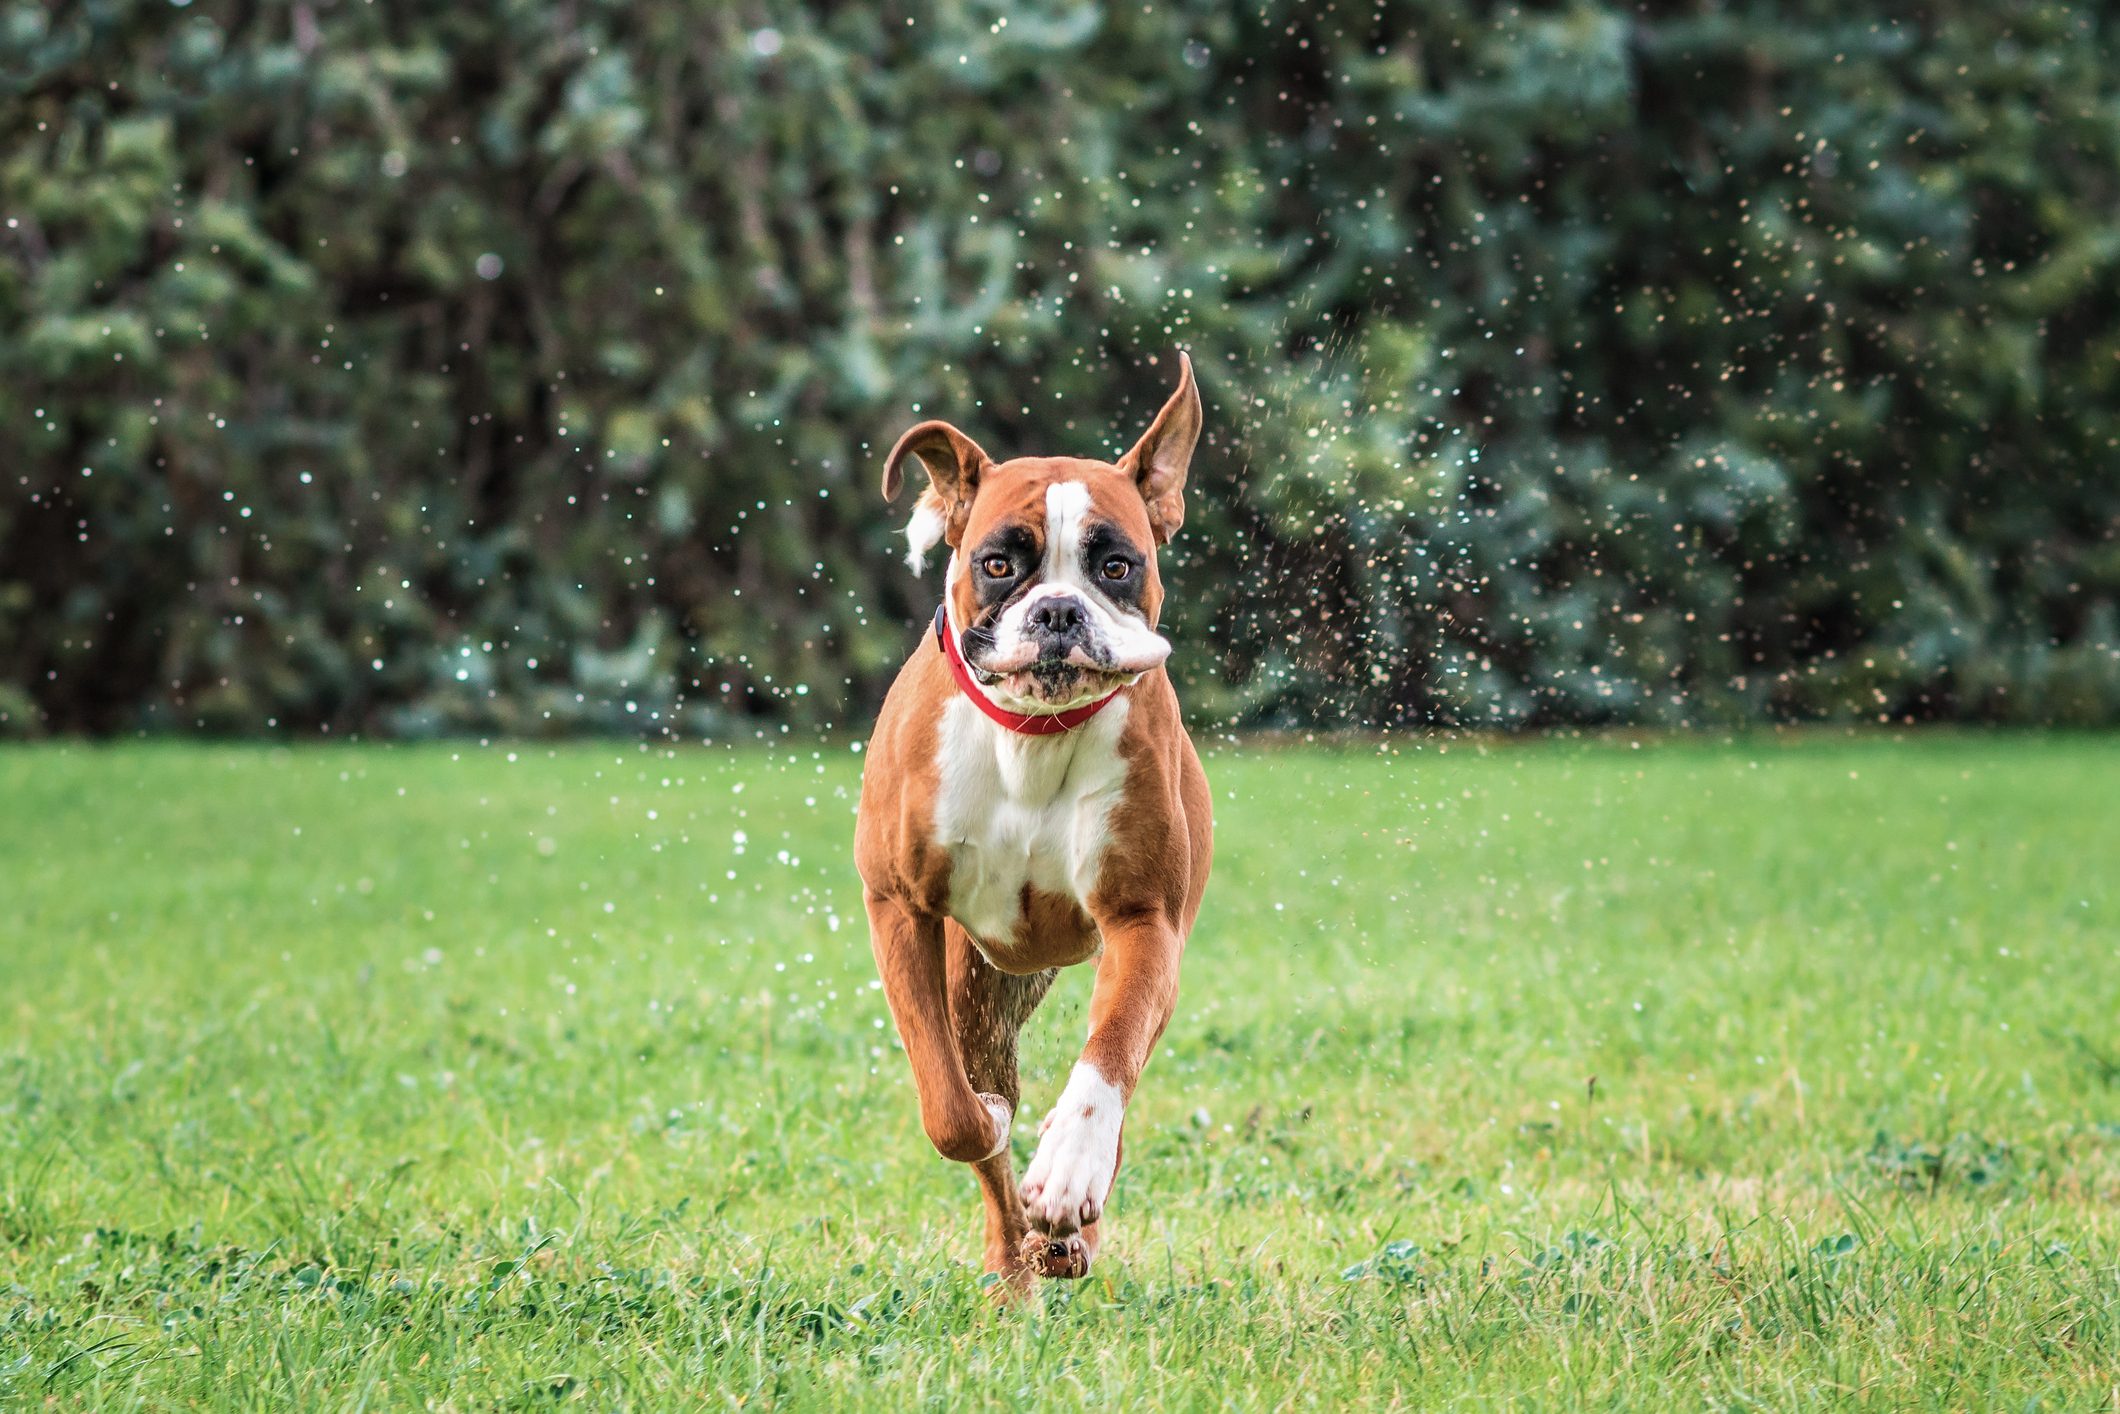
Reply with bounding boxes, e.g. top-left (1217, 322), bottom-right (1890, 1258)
top-left (882, 353), bottom-right (1202, 714)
